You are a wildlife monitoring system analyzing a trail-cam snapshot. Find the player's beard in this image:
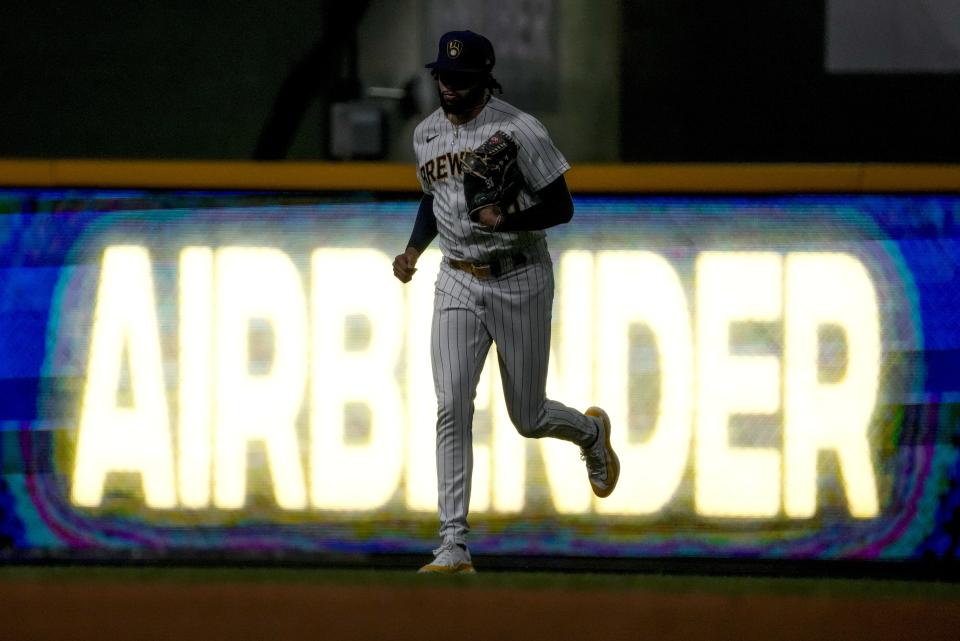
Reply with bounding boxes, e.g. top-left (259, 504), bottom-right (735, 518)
top-left (439, 82), bottom-right (488, 116)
